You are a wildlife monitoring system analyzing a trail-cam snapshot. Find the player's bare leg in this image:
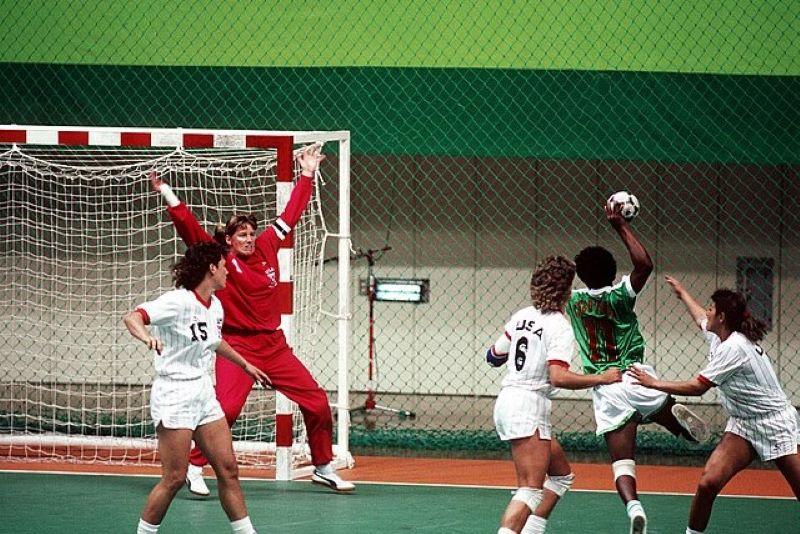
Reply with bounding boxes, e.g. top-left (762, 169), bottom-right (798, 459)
top-left (688, 432), bottom-right (754, 532)
top-left (605, 416), bottom-right (647, 533)
top-left (521, 438), bottom-right (574, 533)
top-left (140, 424), bottom-right (194, 526)
top-left (773, 452), bottom-right (800, 499)
top-left (605, 417), bottom-right (639, 502)
top-left (499, 431), bottom-right (549, 533)
top-left (194, 418), bottom-right (249, 522)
